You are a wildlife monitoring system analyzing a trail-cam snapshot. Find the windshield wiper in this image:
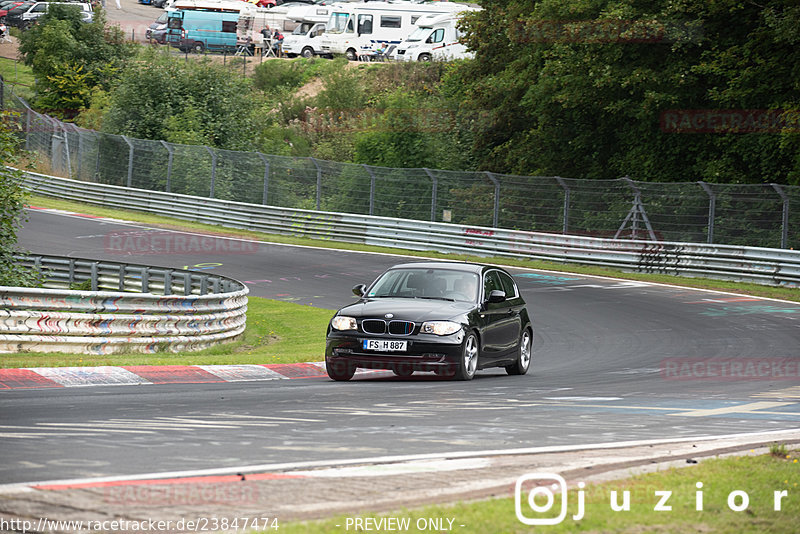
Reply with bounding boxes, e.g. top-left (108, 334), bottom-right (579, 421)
top-left (417, 296), bottom-right (455, 301)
